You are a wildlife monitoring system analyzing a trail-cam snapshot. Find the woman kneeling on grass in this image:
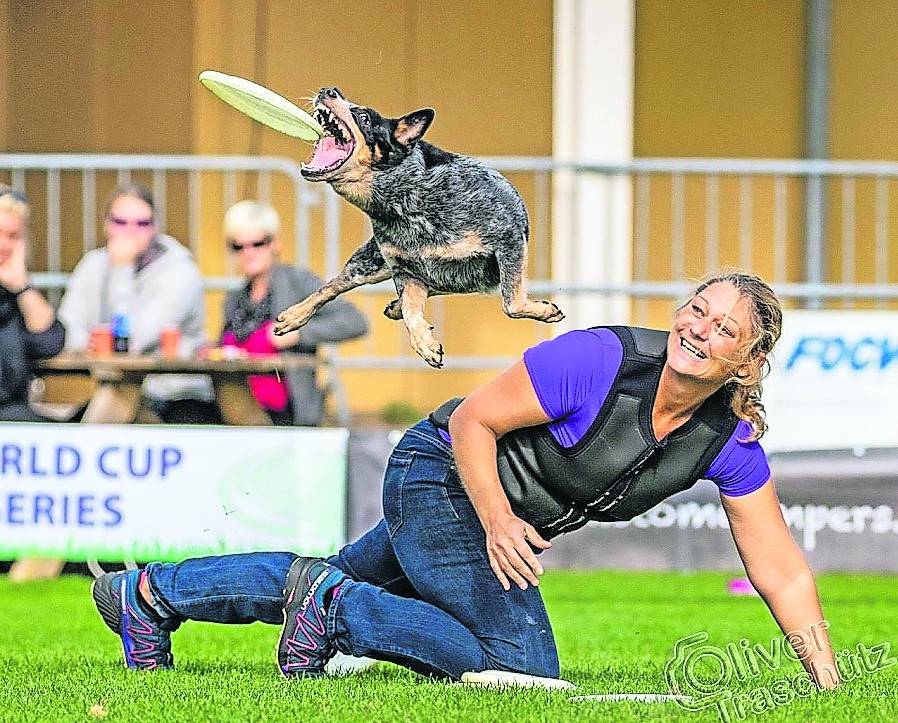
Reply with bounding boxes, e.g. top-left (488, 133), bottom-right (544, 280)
top-left (91, 272), bottom-right (840, 689)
